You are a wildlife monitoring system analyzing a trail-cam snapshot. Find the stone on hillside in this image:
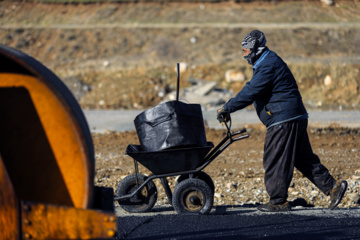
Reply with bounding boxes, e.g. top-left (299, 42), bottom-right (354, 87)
top-left (162, 78), bottom-right (233, 109)
top-left (174, 62), bottom-right (188, 73)
top-left (321, 0), bottom-right (334, 6)
top-left (193, 81), bottom-right (218, 96)
top-left (103, 60), bottom-right (110, 67)
top-left (225, 69), bottom-right (245, 83)
top-left (324, 74), bottom-right (332, 86)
